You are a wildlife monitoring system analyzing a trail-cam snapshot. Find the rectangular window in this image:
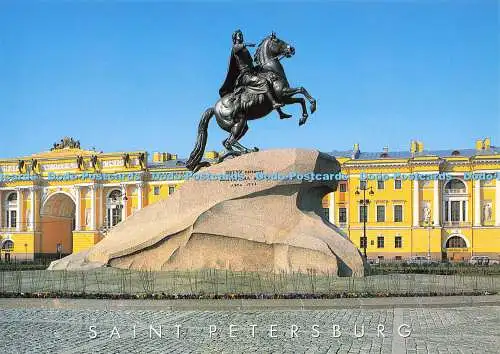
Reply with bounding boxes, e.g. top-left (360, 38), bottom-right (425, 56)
top-left (445, 202), bottom-right (449, 221)
top-left (395, 236), bottom-right (402, 248)
top-left (462, 201), bottom-right (466, 222)
top-left (377, 180), bottom-right (385, 190)
top-left (339, 207), bottom-right (347, 223)
top-left (8, 210), bottom-right (17, 228)
top-left (376, 205), bottom-right (385, 222)
top-left (153, 186), bottom-right (160, 196)
top-left (169, 186), bottom-right (175, 195)
top-left (360, 236), bottom-right (367, 249)
top-left (323, 208), bottom-right (329, 219)
top-left (339, 183), bottom-right (347, 193)
top-left (359, 205), bottom-right (367, 222)
top-left (377, 236), bottom-right (384, 248)
top-left (394, 205), bottom-right (403, 222)
top-left (394, 179), bottom-right (402, 190)
top-left (110, 206), bottom-right (122, 227)
top-left (451, 201), bottom-right (460, 222)
top-left (395, 256), bottom-right (402, 261)
top-left (360, 180), bottom-right (367, 190)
